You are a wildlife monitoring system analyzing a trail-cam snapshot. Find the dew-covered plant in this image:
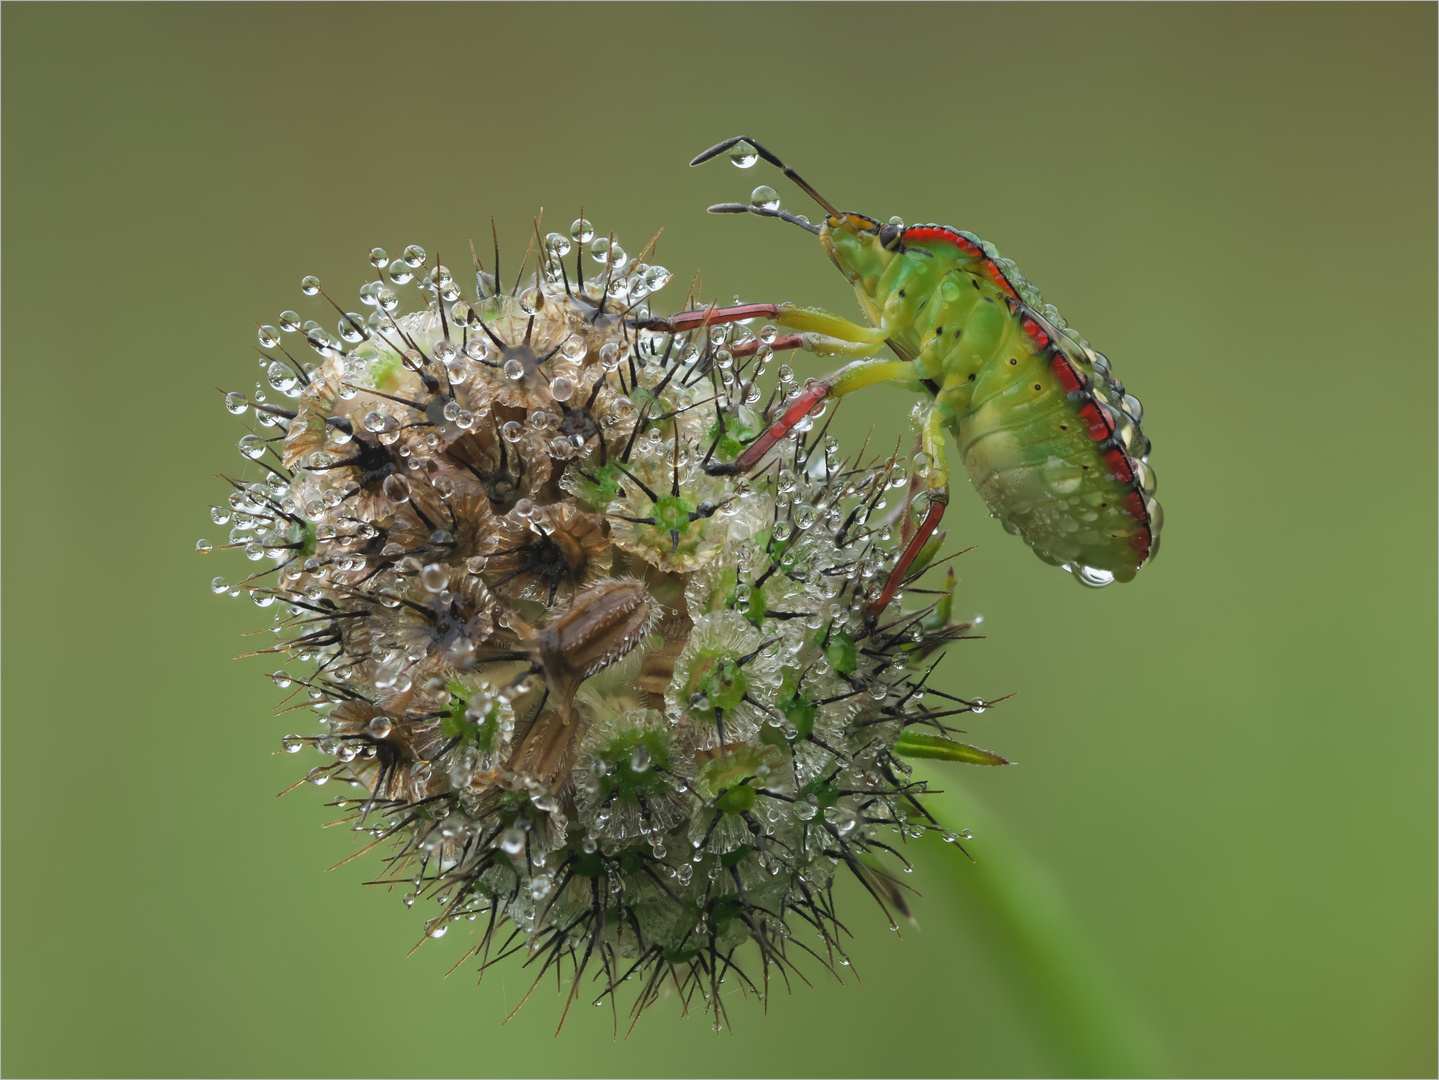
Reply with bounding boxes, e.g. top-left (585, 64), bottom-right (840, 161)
top-left (202, 219), bottom-right (1012, 1031)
